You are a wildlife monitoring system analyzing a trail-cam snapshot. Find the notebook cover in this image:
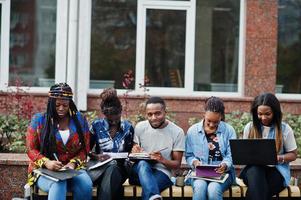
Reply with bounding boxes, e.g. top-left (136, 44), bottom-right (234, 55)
top-left (34, 168), bottom-right (82, 181)
top-left (196, 165), bottom-right (220, 177)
